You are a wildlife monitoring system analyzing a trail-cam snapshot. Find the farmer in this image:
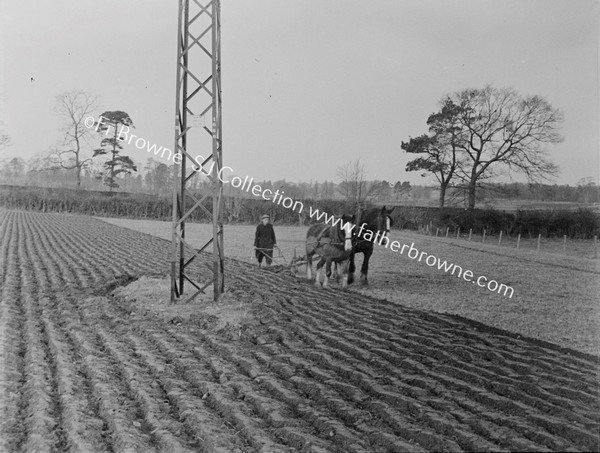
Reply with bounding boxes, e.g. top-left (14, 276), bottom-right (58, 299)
top-left (254, 214), bottom-right (277, 267)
